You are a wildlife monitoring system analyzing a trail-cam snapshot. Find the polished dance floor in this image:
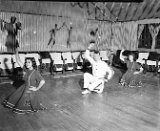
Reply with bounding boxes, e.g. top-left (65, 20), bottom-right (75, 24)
top-left (0, 68), bottom-right (160, 131)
